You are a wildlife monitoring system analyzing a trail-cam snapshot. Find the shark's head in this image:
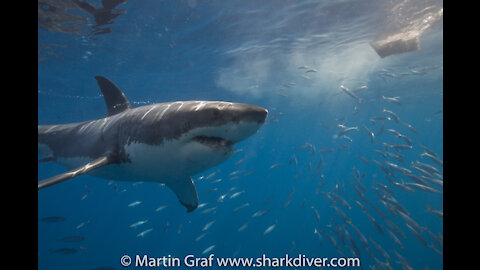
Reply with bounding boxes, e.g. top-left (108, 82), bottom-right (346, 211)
top-left (172, 101), bottom-right (268, 175)
top-left (117, 101), bottom-right (268, 179)
top-left (164, 101), bottom-right (268, 170)
top-left (181, 101), bottom-right (269, 153)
